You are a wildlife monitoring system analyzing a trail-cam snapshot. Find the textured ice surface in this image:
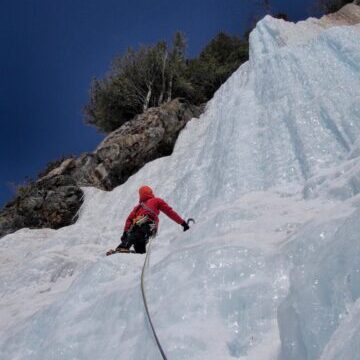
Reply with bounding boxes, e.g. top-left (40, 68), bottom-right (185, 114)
top-left (1, 7), bottom-right (360, 360)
